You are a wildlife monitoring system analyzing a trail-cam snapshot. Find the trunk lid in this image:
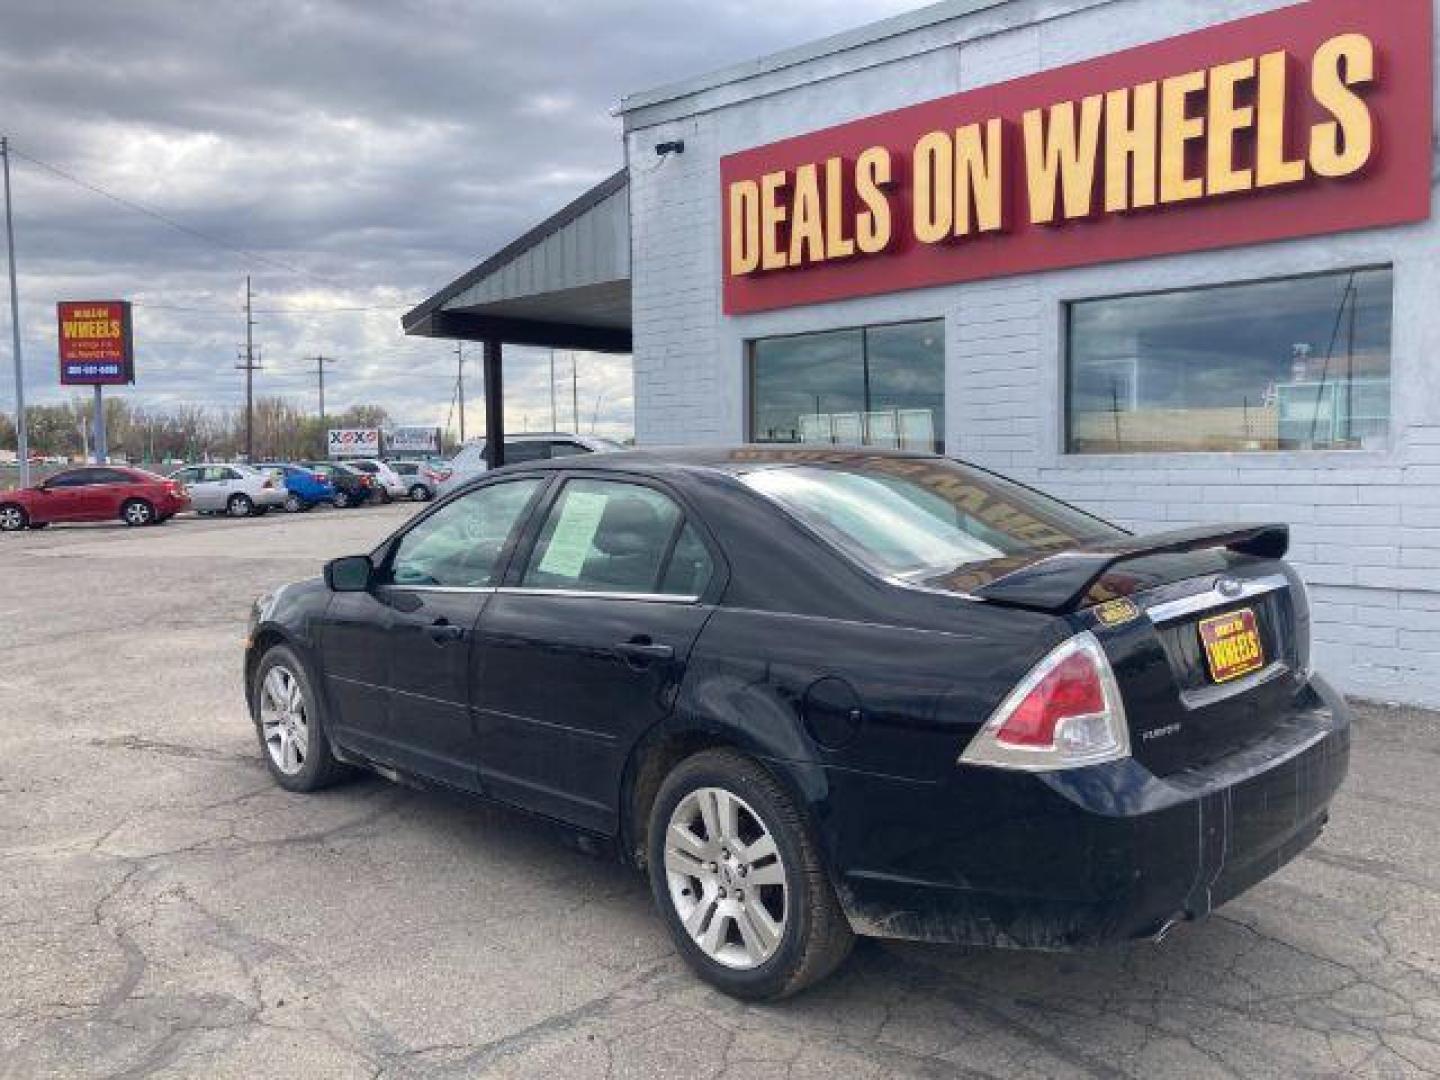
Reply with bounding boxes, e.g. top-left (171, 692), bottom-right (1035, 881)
top-left (963, 525), bottom-right (1311, 777)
